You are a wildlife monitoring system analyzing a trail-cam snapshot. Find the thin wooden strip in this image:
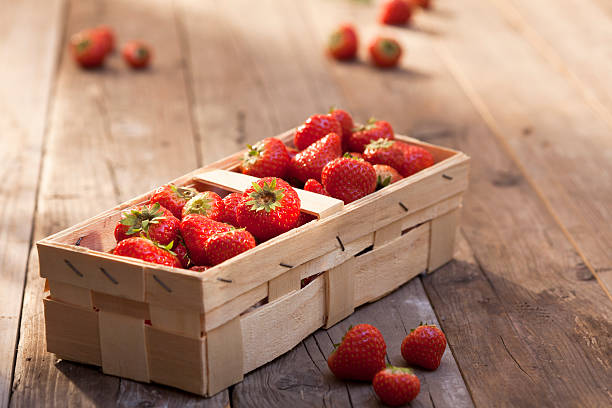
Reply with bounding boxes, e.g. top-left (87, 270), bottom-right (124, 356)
top-left (324, 261), bottom-right (355, 328)
top-left (149, 305), bottom-right (201, 338)
top-left (428, 208), bottom-right (461, 272)
top-left (48, 280), bottom-right (93, 308)
top-left (203, 283), bottom-right (267, 332)
top-left (268, 268), bottom-right (301, 302)
top-left (91, 291), bottom-right (150, 321)
top-left (206, 317), bottom-right (243, 396)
